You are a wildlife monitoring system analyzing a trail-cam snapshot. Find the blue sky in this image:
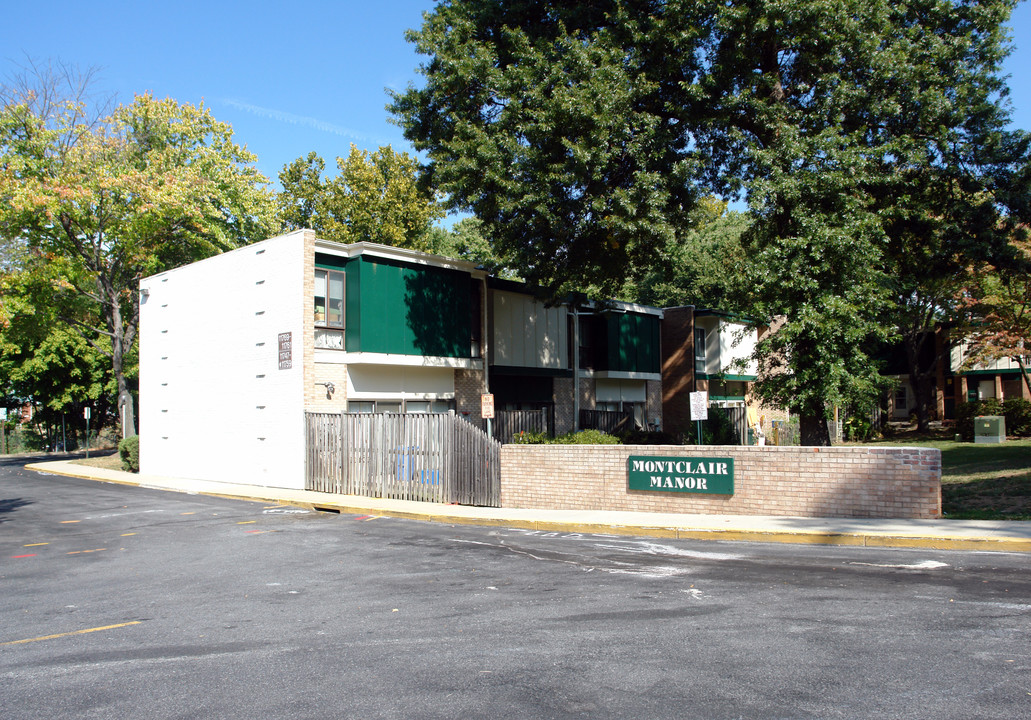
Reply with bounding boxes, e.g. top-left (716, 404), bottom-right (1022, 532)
top-left (3, 0), bottom-right (1029, 199)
